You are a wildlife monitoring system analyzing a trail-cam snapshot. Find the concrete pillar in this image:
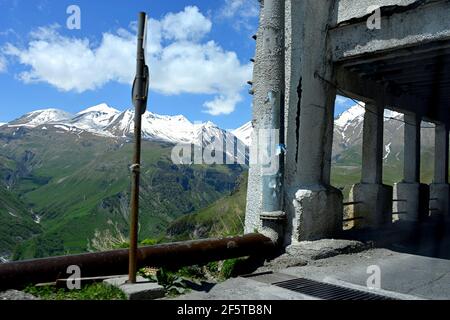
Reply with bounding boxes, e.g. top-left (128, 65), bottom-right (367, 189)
top-left (393, 113), bottom-right (429, 222)
top-left (245, 0), bottom-right (286, 242)
top-left (434, 124), bottom-right (449, 184)
top-left (283, 0), bottom-right (343, 243)
top-left (350, 103), bottom-right (393, 228)
top-left (430, 123), bottom-right (450, 217)
top-left (403, 114), bottom-right (421, 184)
